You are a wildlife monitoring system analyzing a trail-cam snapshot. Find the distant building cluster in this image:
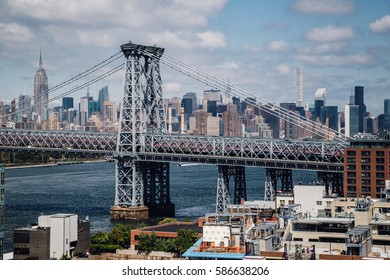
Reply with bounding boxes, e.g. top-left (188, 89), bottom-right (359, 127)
top-left (0, 53), bottom-right (119, 132)
top-left (0, 57), bottom-right (389, 140)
